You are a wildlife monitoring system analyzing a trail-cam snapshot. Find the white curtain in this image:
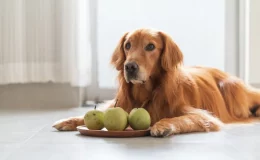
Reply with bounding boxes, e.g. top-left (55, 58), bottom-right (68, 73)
top-left (0, 0), bottom-right (92, 86)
